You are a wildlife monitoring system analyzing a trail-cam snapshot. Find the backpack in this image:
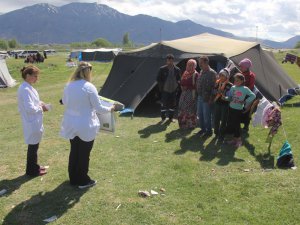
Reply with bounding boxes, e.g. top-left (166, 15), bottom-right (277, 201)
top-left (276, 141), bottom-right (295, 168)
